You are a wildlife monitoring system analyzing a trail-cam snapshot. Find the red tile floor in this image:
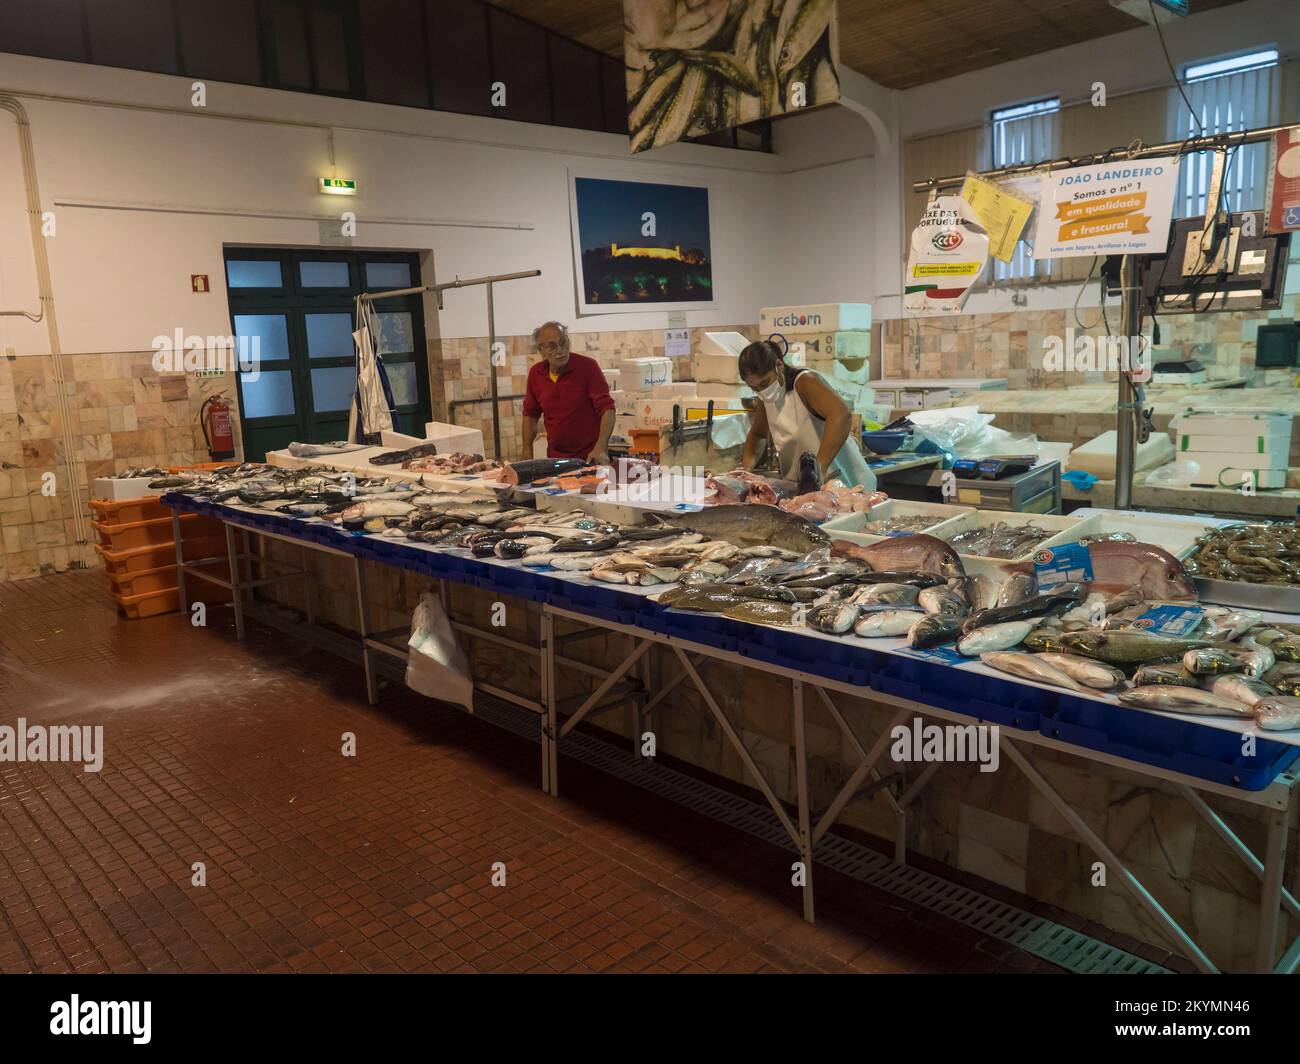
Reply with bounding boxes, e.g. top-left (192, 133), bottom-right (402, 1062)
top-left (0, 569), bottom-right (1077, 974)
